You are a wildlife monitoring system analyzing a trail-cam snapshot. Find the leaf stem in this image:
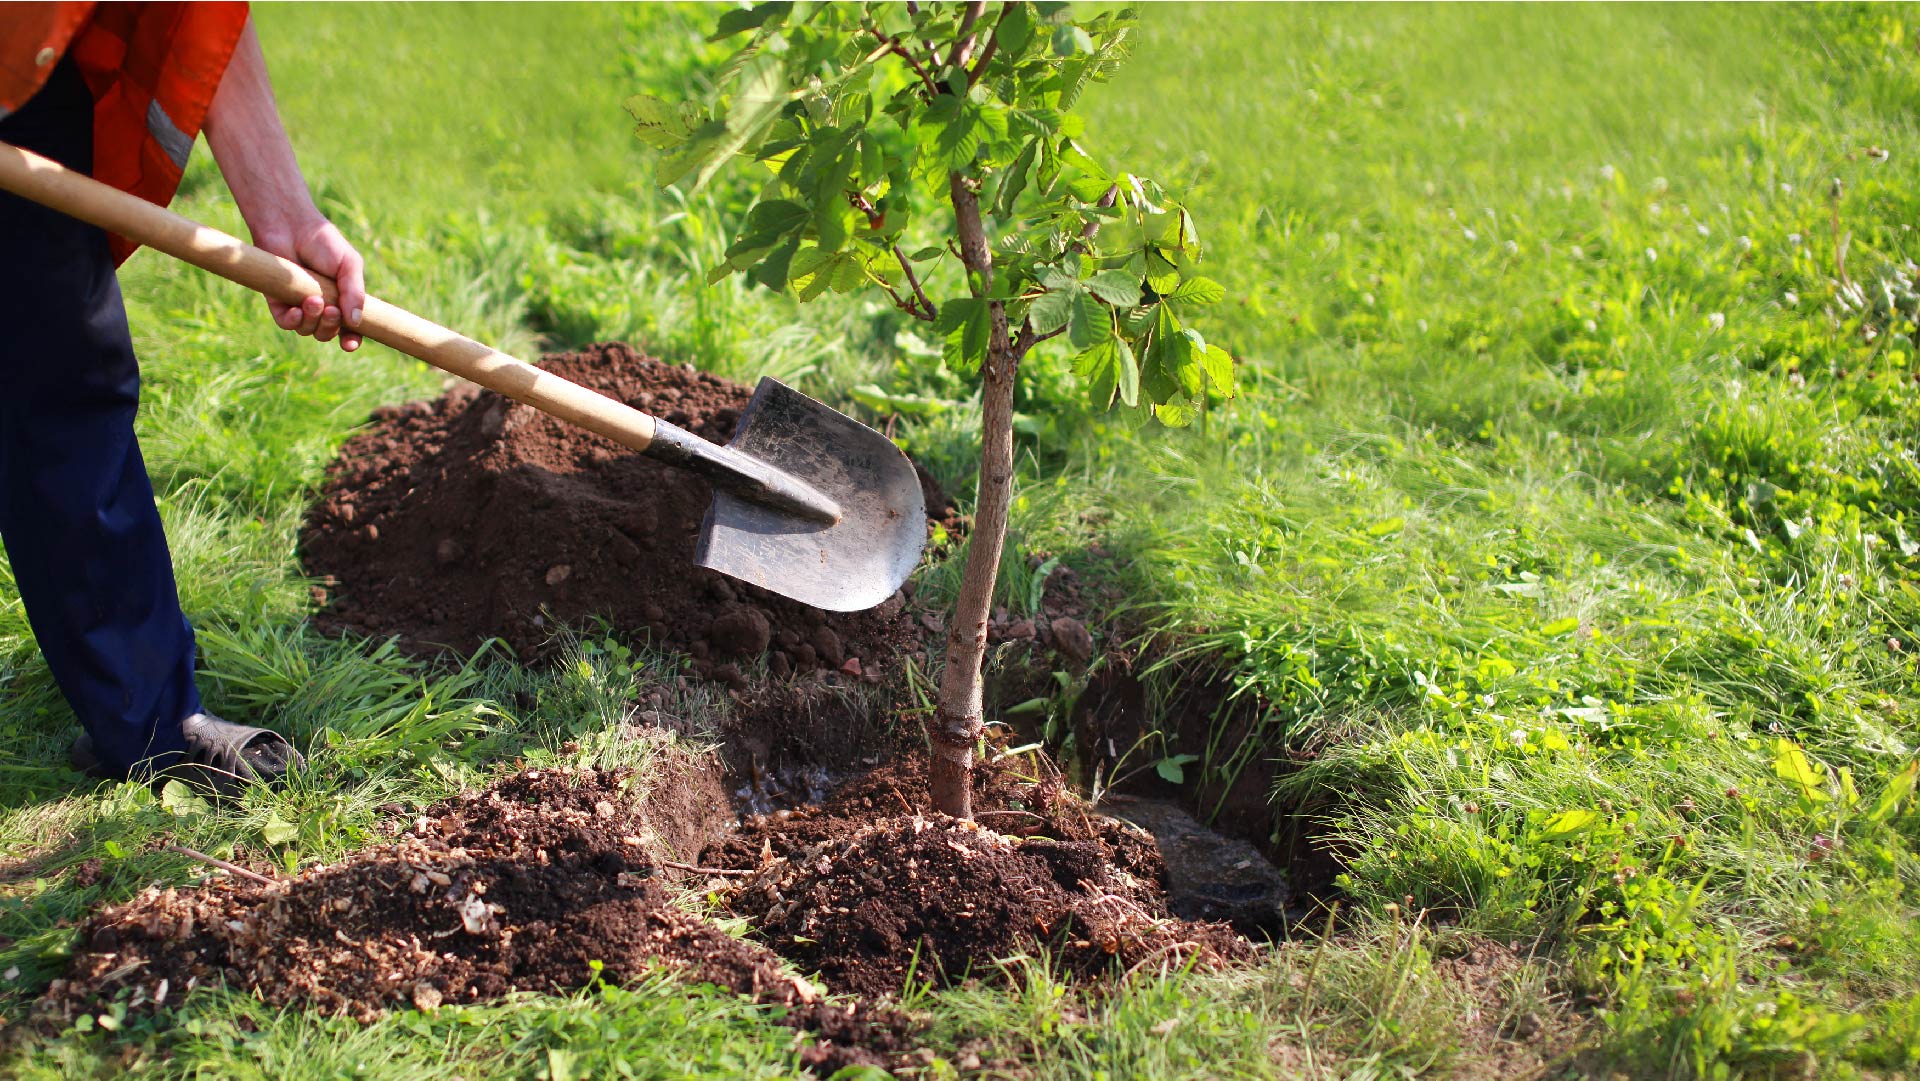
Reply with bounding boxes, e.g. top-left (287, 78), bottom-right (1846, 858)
top-left (893, 245), bottom-right (938, 320)
top-left (863, 18), bottom-right (941, 99)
